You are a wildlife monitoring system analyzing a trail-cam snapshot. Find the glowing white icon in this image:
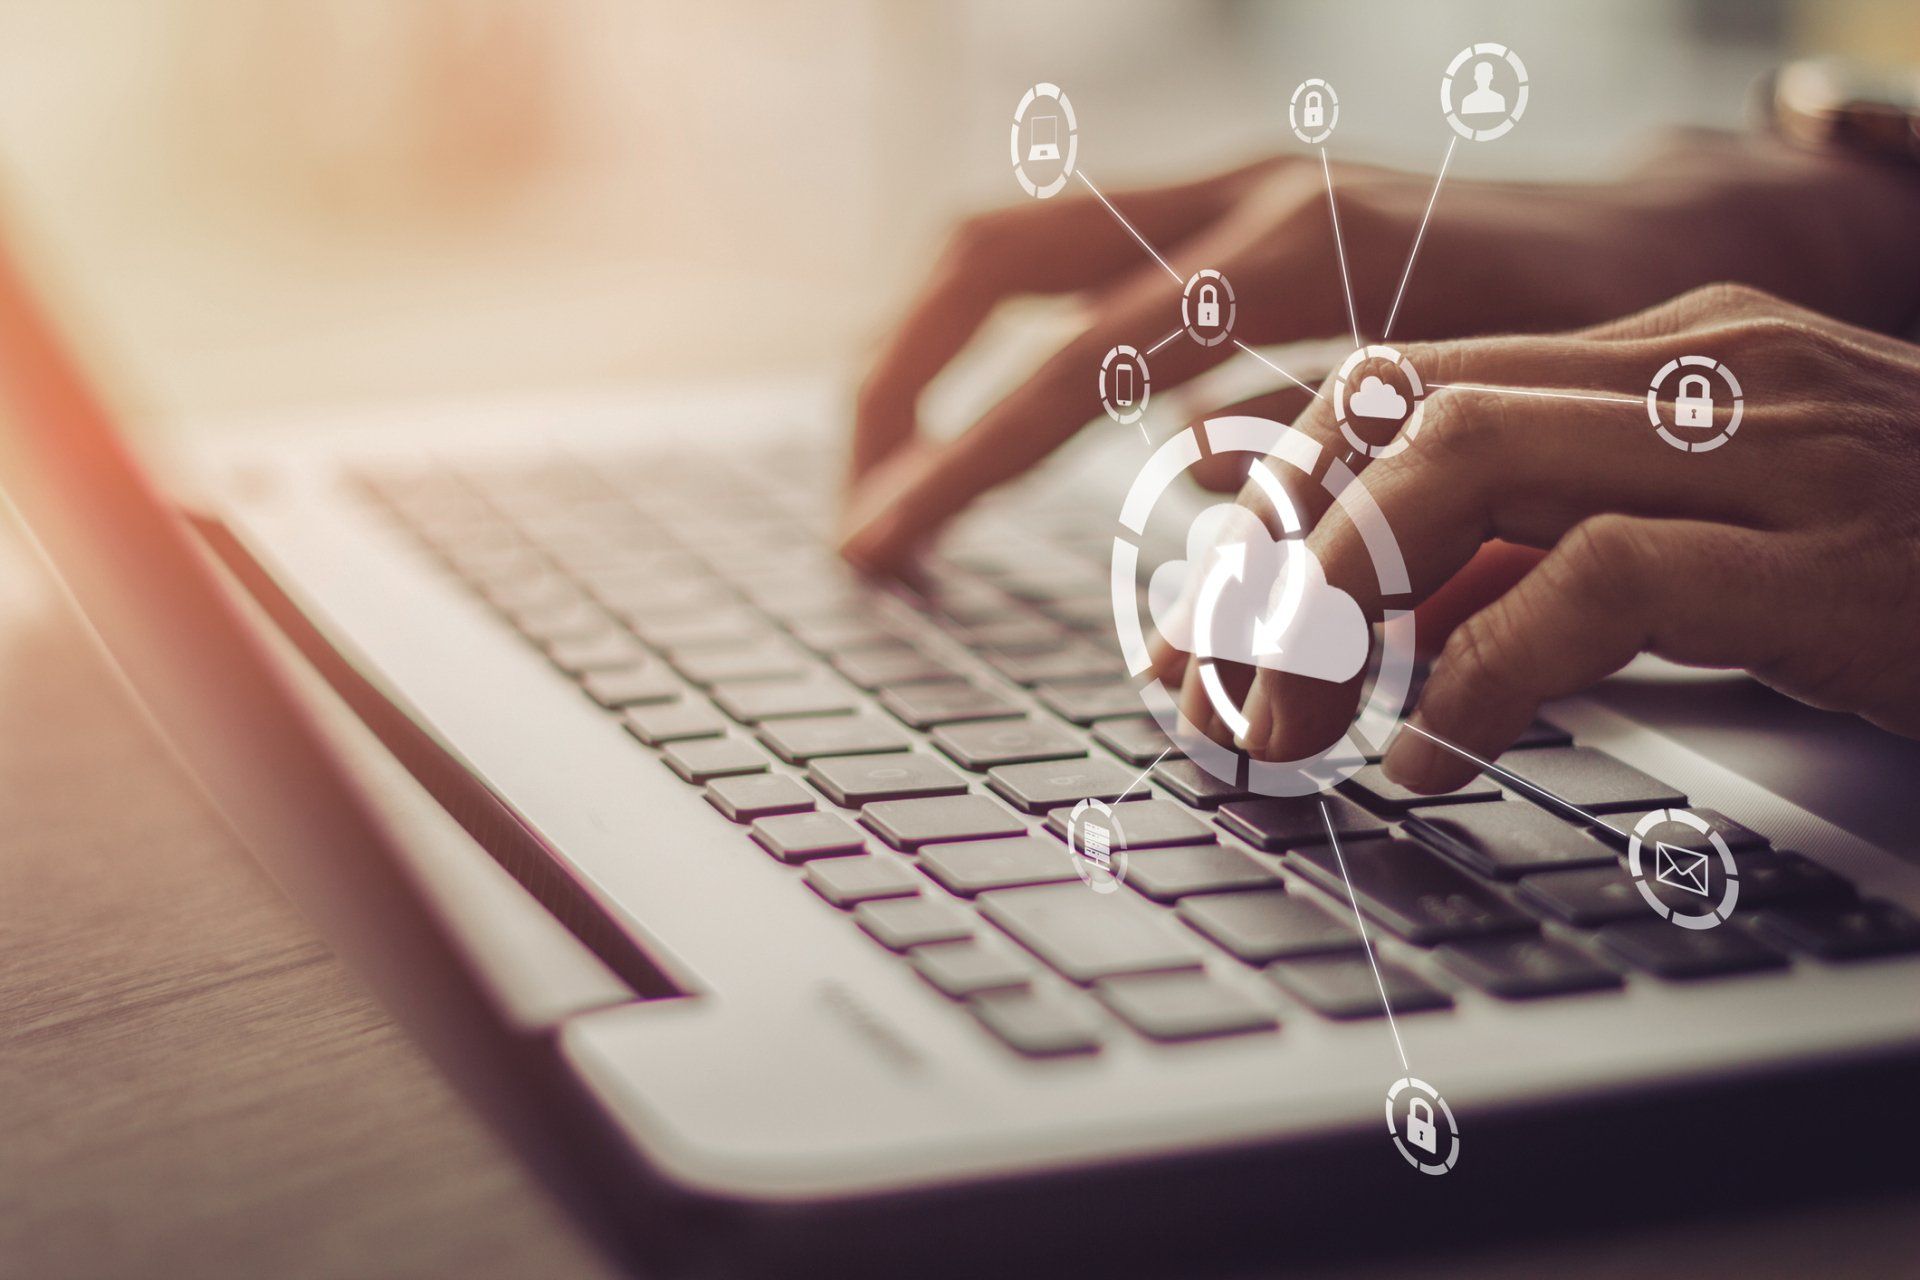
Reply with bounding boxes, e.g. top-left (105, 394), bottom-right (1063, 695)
top-left (1348, 375), bottom-right (1409, 420)
top-left (1180, 269), bottom-right (1235, 346)
top-left (1404, 1097), bottom-right (1438, 1153)
top-left (1066, 797), bottom-right (1126, 893)
top-left (1027, 114), bottom-right (1060, 162)
top-left (1099, 345), bottom-right (1151, 425)
top-left (1332, 344), bottom-right (1428, 458)
top-left (1654, 842), bottom-right (1712, 897)
top-left (1459, 61), bottom-right (1508, 116)
top-left (1673, 374), bottom-right (1713, 428)
top-left (1289, 78), bottom-right (1339, 145)
top-left (1648, 356), bottom-right (1742, 453)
